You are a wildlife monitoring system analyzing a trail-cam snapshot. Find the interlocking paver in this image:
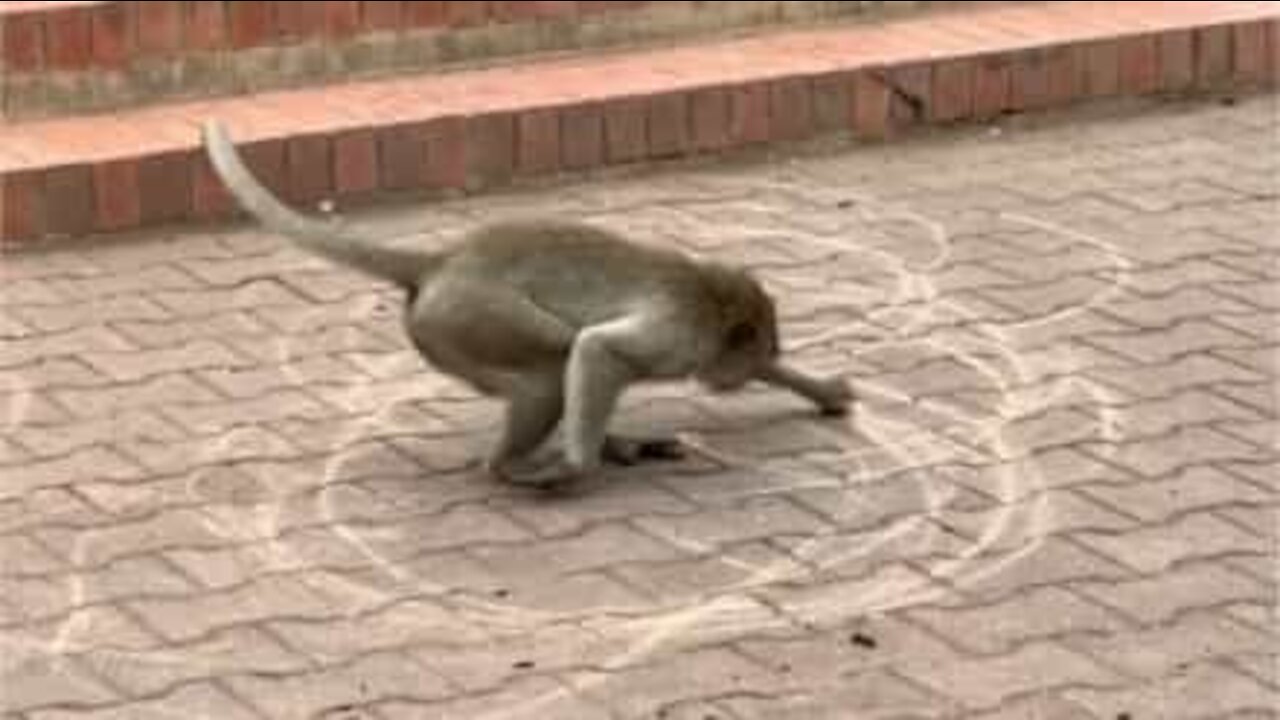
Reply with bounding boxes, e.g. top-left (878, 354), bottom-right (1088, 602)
top-left (11, 409), bottom-right (187, 460)
top-left (125, 573), bottom-right (339, 644)
top-left (43, 264), bottom-right (204, 301)
top-left (85, 340), bottom-right (255, 384)
top-left (1084, 424), bottom-right (1270, 479)
top-left (1085, 352), bottom-right (1268, 402)
top-left (947, 446), bottom-right (1135, 501)
top-left (408, 624), bottom-right (619, 694)
top-left (0, 447), bottom-right (146, 502)
top-left (115, 311), bottom-right (271, 349)
top-left (1086, 318), bottom-right (1262, 365)
top-left (360, 504), bottom-right (533, 559)
top-left (0, 326), bottom-right (134, 368)
top-left (949, 537), bottom-right (1134, 603)
top-left (1225, 552), bottom-right (1277, 588)
top-left (1218, 504), bottom-right (1280, 540)
top-left (378, 676), bottom-right (612, 720)
top-left (492, 479), bottom-right (697, 539)
top-left (633, 496), bottom-right (832, 550)
top-left (29, 681), bottom-right (263, 720)
top-left (1121, 257), bottom-right (1260, 295)
top-left (49, 372), bottom-right (223, 419)
top-left (571, 648), bottom-right (783, 718)
top-left (3, 94), bottom-right (1278, 717)
top-left (469, 522), bottom-right (683, 578)
top-left (1213, 382), bottom-right (1280, 418)
top-left (944, 489), bottom-right (1136, 553)
top-left (1109, 388), bottom-right (1269, 439)
top-left (225, 649), bottom-right (455, 718)
top-left (78, 624), bottom-right (307, 698)
top-left (1074, 559), bottom-right (1270, 626)
top-left (1213, 280), bottom-right (1280, 311)
top-left (269, 597), bottom-right (472, 664)
top-left (0, 653), bottom-right (120, 713)
top-left (907, 586), bottom-right (1128, 656)
top-left (1213, 312), bottom-right (1280, 344)
top-left (72, 554), bottom-right (202, 607)
top-left (0, 486), bottom-right (106, 537)
top-left (12, 296), bottom-right (172, 334)
top-left (1066, 609), bottom-right (1272, 681)
top-left (1080, 465), bottom-right (1272, 523)
top-left (900, 641), bottom-right (1120, 712)
top-left (0, 533), bottom-right (67, 577)
top-left (15, 604), bottom-right (162, 655)
top-left (150, 278), bottom-right (308, 317)
top-left (1065, 661), bottom-right (1279, 720)
top-left (3, 574), bottom-right (82, 624)
top-left (163, 389), bottom-right (334, 434)
top-left (725, 669), bottom-right (950, 719)
top-left (1229, 653), bottom-right (1280, 692)
top-left (116, 427), bottom-right (303, 476)
top-left (1075, 510), bottom-right (1268, 574)
top-left (0, 437), bottom-right (30, 467)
